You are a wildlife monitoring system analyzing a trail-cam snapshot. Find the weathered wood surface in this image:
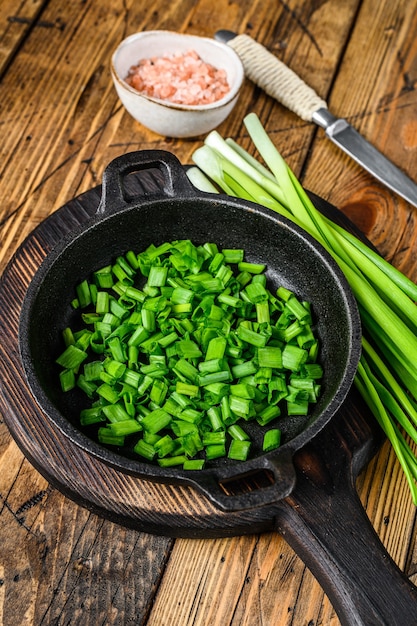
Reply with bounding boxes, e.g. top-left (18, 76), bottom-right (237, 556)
top-left (1, 1), bottom-right (417, 624)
